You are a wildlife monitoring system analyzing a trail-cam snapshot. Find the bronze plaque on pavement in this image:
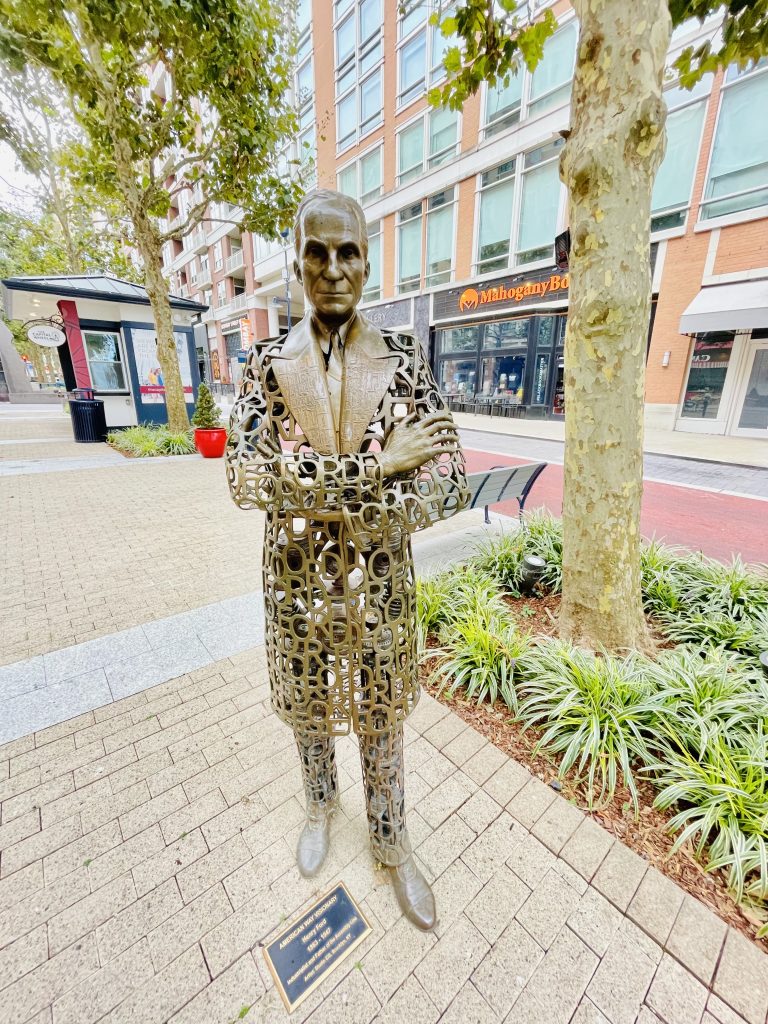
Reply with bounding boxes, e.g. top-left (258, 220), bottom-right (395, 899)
top-left (263, 882), bottom-right (371, 1012)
